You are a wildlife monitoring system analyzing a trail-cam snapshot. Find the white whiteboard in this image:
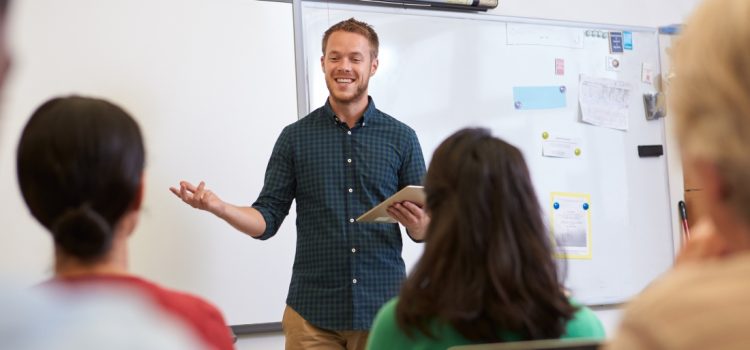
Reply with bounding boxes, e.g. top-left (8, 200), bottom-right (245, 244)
top-left (300, 3), bottom-right (677, 306)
